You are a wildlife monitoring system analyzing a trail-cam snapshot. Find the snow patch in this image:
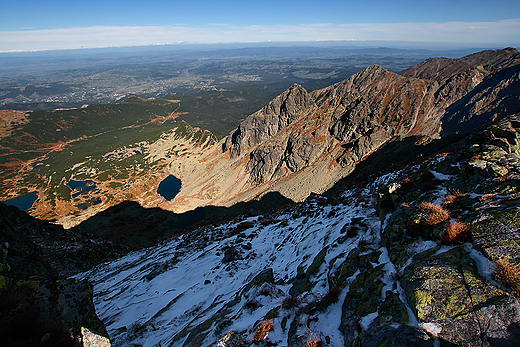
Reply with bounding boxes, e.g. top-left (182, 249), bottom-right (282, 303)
top-left (419, 322), bottom-right (442, 347)
top-left (466, 244), bottom-right (496, 283)
top-left (430, 170), bottom-right (452, 181)
top-left (408, 240), bottom-right (438, 255)
top-left (359, 311), bottom-right (378, 331)
top-left (78, 189), bottom-right (382, 346)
